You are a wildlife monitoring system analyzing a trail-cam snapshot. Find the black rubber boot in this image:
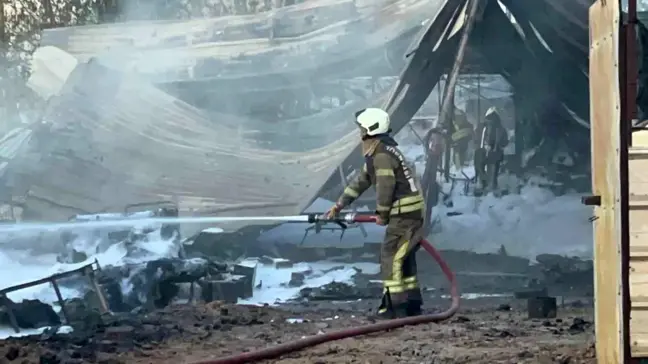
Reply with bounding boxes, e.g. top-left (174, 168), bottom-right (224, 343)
top-left (374, 289), bottom-right (408, 320)
top-left (375, 303), bottom-right (409, 320)
top-left (406, 300), bottom-right (423, 317)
